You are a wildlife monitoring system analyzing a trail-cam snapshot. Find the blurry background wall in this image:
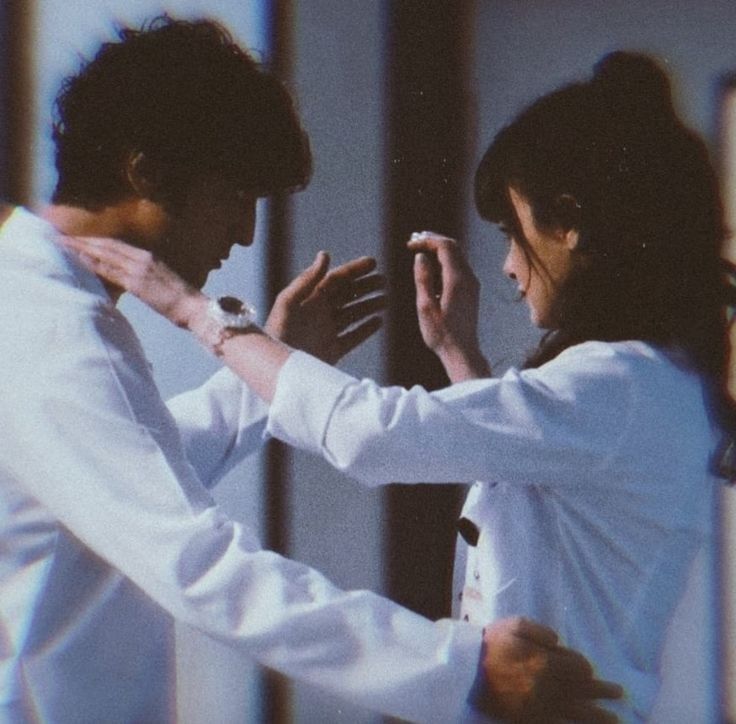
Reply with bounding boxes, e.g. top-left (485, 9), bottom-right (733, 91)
top-left (1, 0), bottom-right (734, 721)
